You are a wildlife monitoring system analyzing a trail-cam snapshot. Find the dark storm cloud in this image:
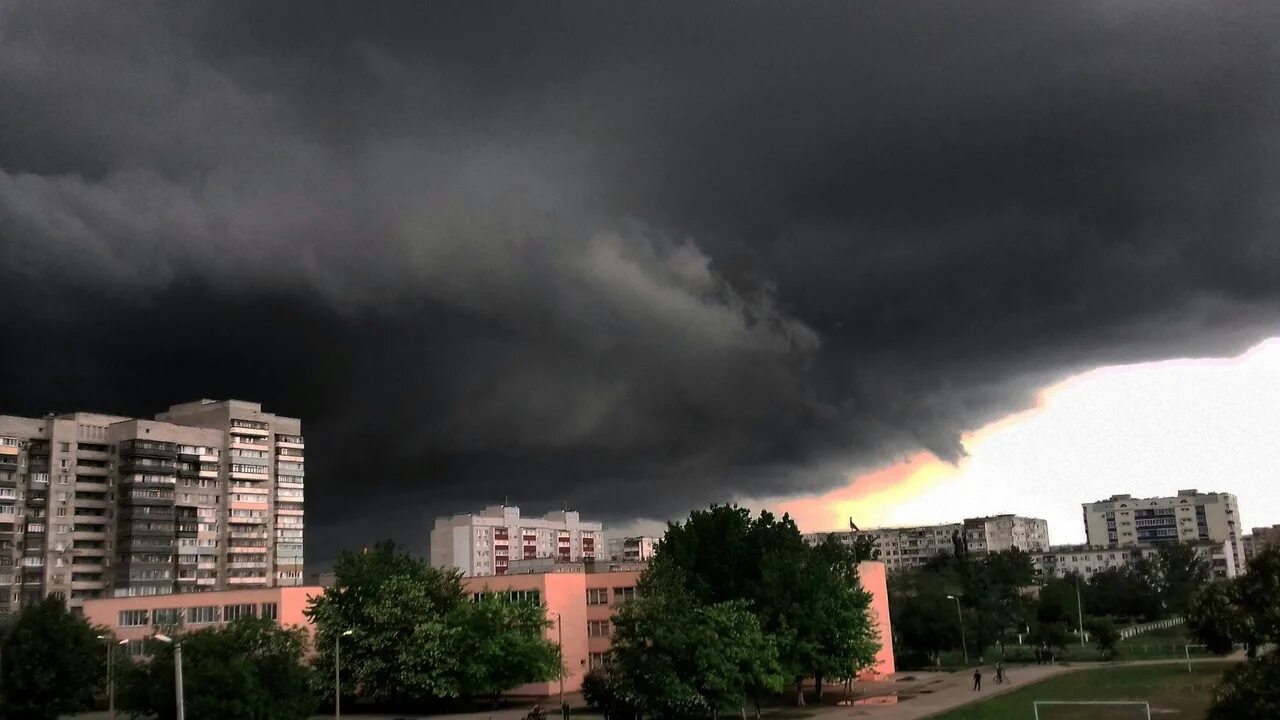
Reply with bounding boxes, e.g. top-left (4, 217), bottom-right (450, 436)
top-left (3, 0), bottom-right (1280, 565)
